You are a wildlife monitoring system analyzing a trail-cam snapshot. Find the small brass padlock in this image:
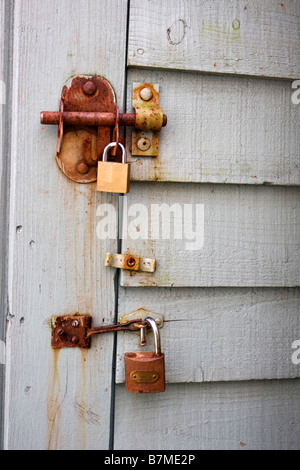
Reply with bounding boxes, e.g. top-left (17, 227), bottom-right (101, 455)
top-left (97, 142), bottom-right (130, 193)
top-left (124, 317), bottom-right (165, 393)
